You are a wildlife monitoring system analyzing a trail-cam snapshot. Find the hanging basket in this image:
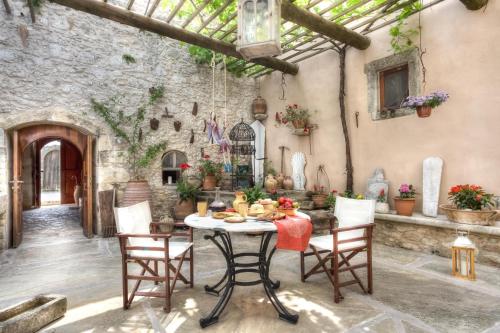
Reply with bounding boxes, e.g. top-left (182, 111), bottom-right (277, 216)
top-left (416, 105), bottom-right (432, 118)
